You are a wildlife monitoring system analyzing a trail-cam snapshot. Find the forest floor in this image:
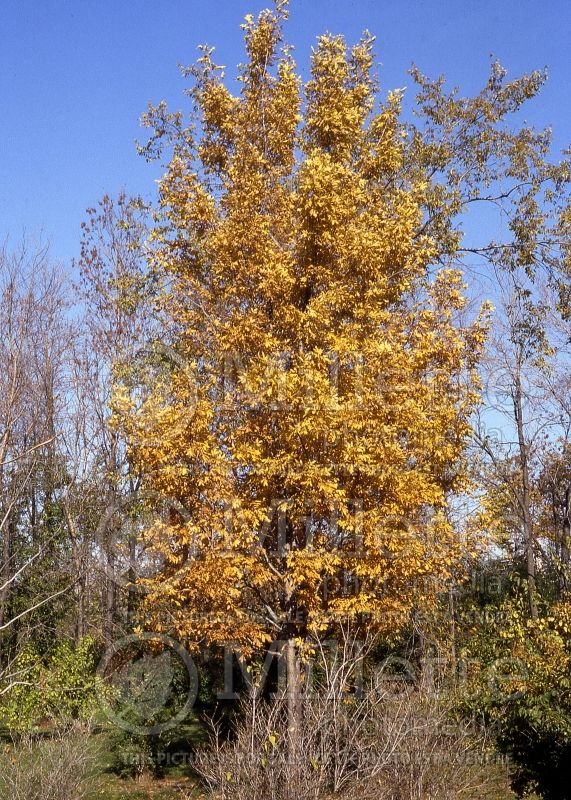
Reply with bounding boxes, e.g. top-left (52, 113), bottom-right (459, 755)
top-left (86, 725), bottom-right (208, 799)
